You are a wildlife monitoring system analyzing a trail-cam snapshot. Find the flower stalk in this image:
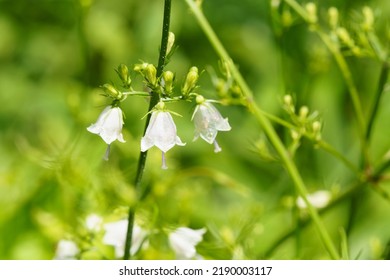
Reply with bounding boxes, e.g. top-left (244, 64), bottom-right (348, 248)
top-left (123, 0), bottom-right (172, 260)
